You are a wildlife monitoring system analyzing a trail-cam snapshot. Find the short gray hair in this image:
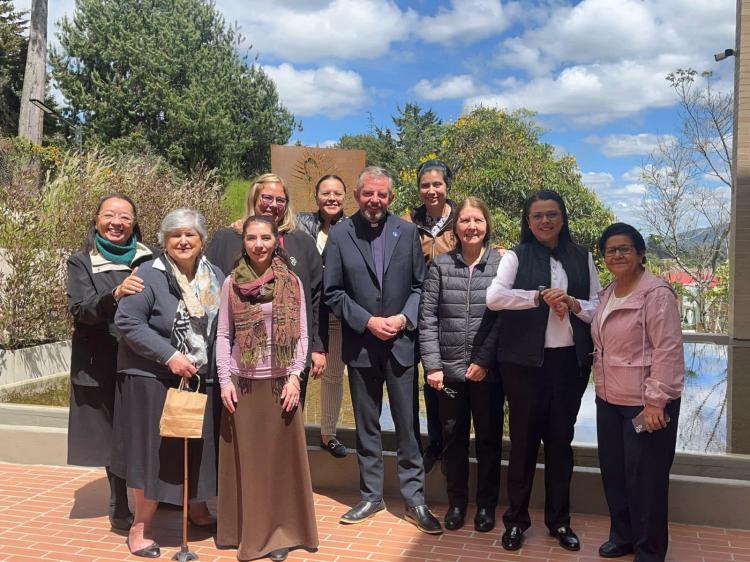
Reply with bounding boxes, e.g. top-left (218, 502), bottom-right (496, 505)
top-left (158, 208), bottom-right (208, 246)
top-left (355, 166), bottom-right (393, 192)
